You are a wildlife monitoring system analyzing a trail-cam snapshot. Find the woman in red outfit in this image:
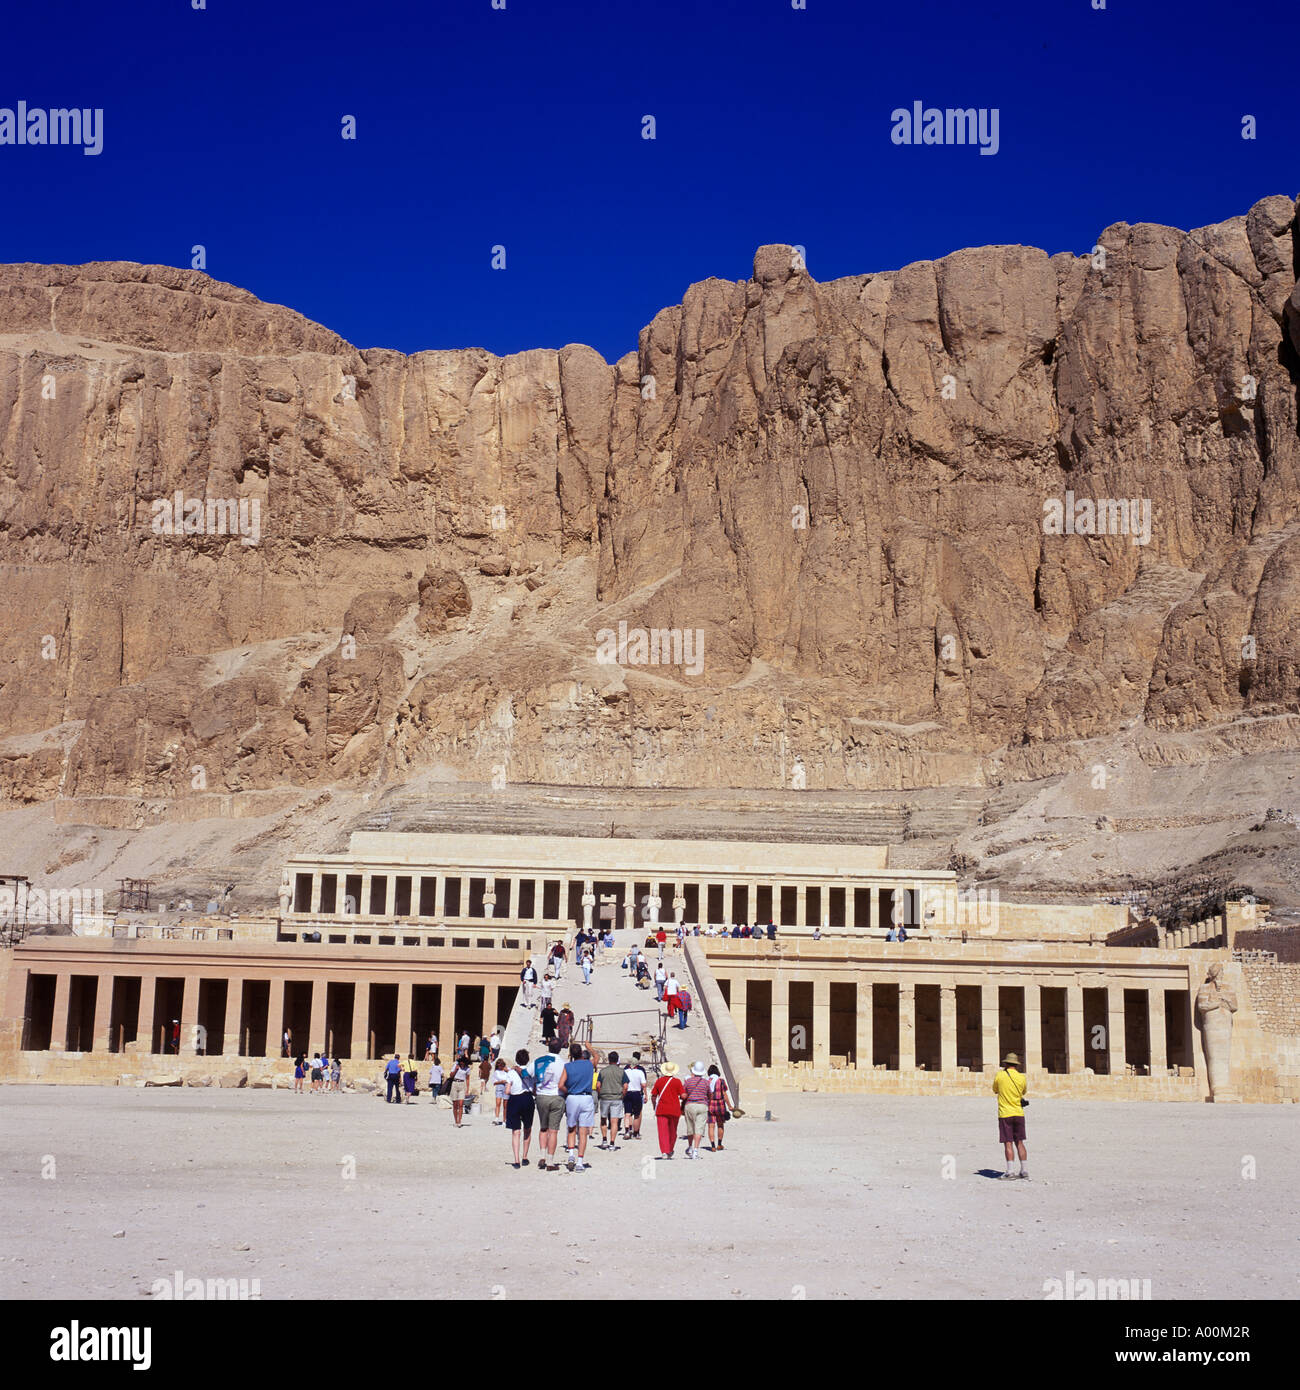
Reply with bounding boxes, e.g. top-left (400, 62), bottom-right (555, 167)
top-left (651, 1061), bottom-right (686, 1159)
